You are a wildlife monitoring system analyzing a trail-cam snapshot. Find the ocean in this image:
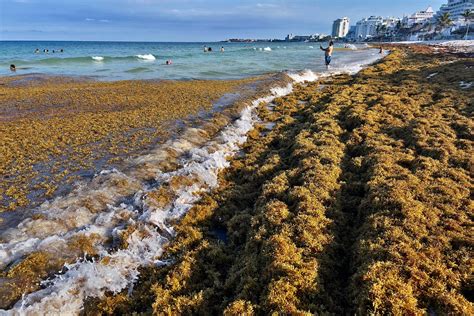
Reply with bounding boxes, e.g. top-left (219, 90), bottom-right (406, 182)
top-left (0, 41), bottom-right (381, 80)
